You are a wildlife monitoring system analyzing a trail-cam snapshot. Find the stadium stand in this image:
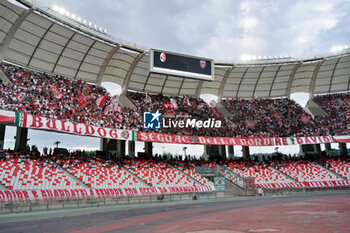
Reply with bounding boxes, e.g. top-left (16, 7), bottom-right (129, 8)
top-left (313, 92), bottom-right (350, 135)
top-left (226, 161), bottom-right (294, 184)
top-left (277, 160), bottom-right (343, 182)
top-left (56, 157), bottom-right (147, 189)
top-left (124, 158), bottom-right (200, 187)
top-left (222, 98), bottom-right (318, 137)
top-left (126, 91), bottom-right (229, 136)
top-left (0, 151), bottom-right (80, 190)
top-left (320, 157), bottom-right (350, 179)
top-left (0, 63), bottom-right (140, 130)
